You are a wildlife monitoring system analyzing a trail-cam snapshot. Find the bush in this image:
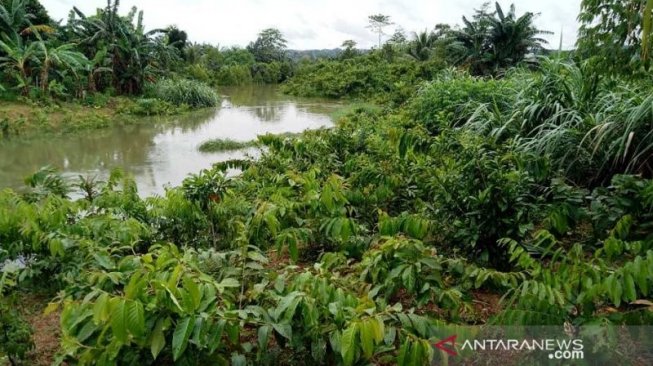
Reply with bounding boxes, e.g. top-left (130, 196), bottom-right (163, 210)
top-left (281, 52), bottom-right (445, 105)
top-left (128, 98), bottom-right (182, 116)
top-left (0, 302), bottom-right (34, 365)
top-left (151, 79), bottom-right (219, 108)
top-left (408, 70), bottom-right (514, 134)
top-left (198, 138), bottom-right (255, 152)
